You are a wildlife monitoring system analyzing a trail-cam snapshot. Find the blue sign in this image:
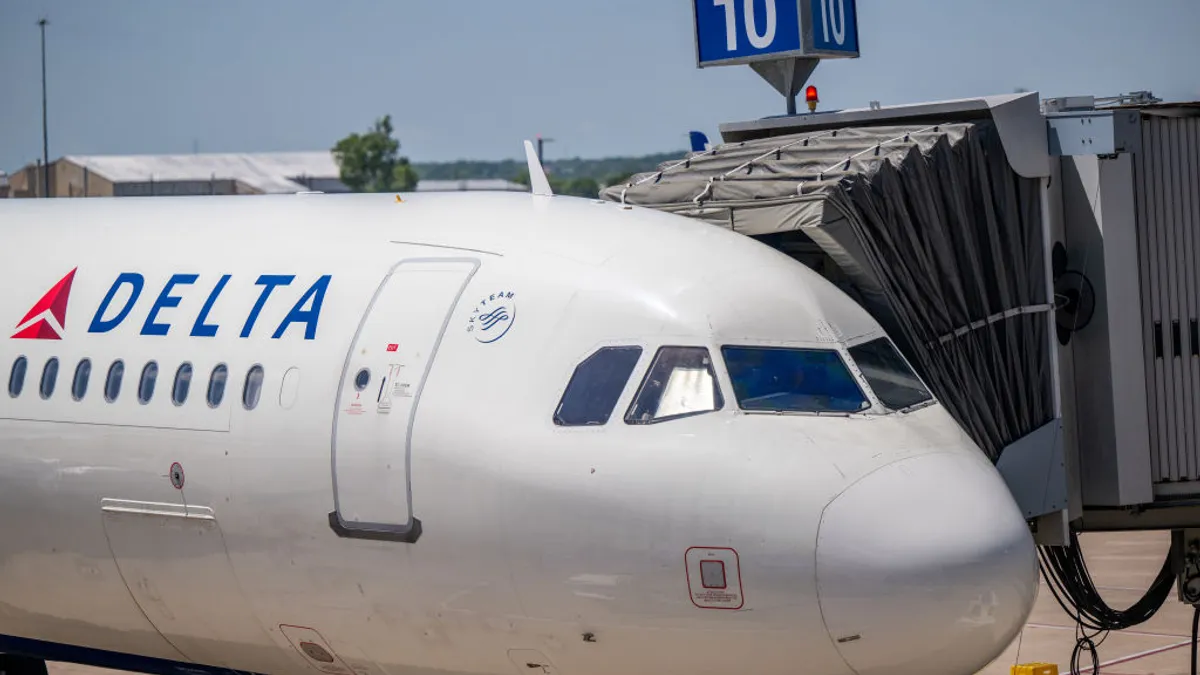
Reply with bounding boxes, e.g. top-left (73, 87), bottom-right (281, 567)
top-left (693, 0), bottom-right (859, 67)
top-left (809, 0), bottom-right (858, 54)
top-left (695, 0), bottom-right (801, 66)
